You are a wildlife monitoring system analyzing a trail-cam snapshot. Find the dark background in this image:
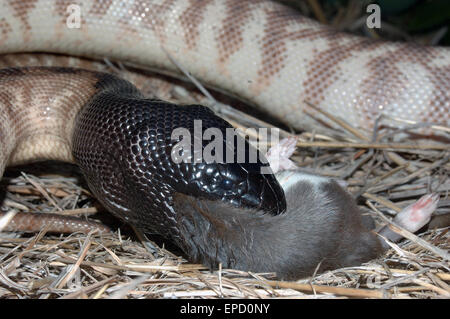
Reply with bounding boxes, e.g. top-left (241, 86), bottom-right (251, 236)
top-left (275, 0), bottom-right (450, 46)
